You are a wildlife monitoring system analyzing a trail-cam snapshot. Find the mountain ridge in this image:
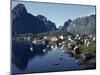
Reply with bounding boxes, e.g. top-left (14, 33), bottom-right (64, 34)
top-left (61, 14), bottom-right (96, 35)
top-left (12, 3), bottom-right (57, 35)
